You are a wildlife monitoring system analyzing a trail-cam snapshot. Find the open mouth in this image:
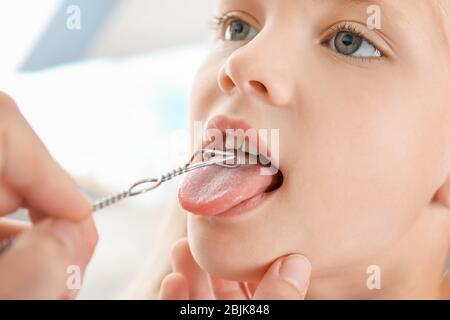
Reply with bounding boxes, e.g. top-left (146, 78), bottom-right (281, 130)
top-left (178, 121), bottom-right (284, 217)
top-left (222, 135), bottom-right (284, 193)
